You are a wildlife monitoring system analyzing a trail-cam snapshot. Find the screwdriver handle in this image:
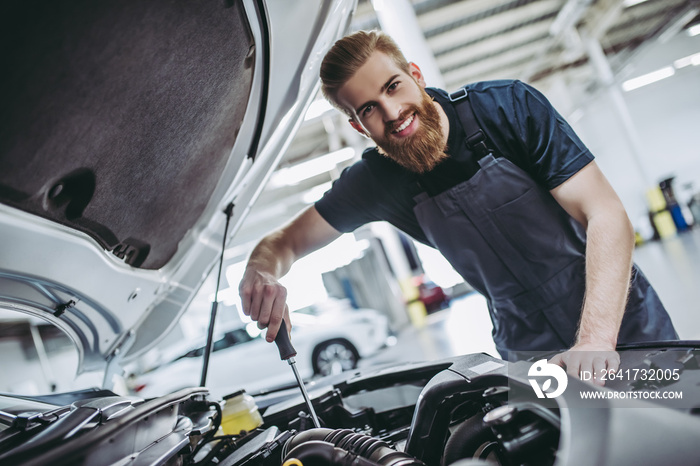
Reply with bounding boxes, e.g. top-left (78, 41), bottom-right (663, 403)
top-left (274, 320), bottom-right (297, 360)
